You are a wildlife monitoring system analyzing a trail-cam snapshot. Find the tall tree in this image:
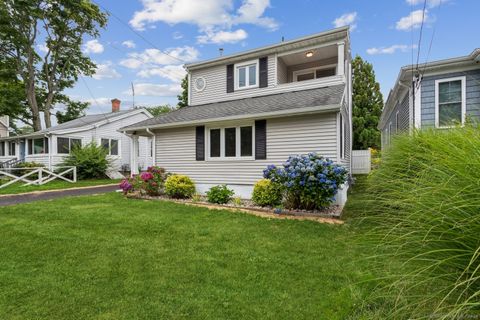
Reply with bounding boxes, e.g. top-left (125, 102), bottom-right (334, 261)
top-left (0, 0), bottom-right (107, 131)
top-left (55, 99), bottom-right (89, 124)
top-left (145, 104), bottom-right (175, 117)
top-left (177, 75), bottom-right (188, 108)
top-left (352, 55), bottom-right (383, 150)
